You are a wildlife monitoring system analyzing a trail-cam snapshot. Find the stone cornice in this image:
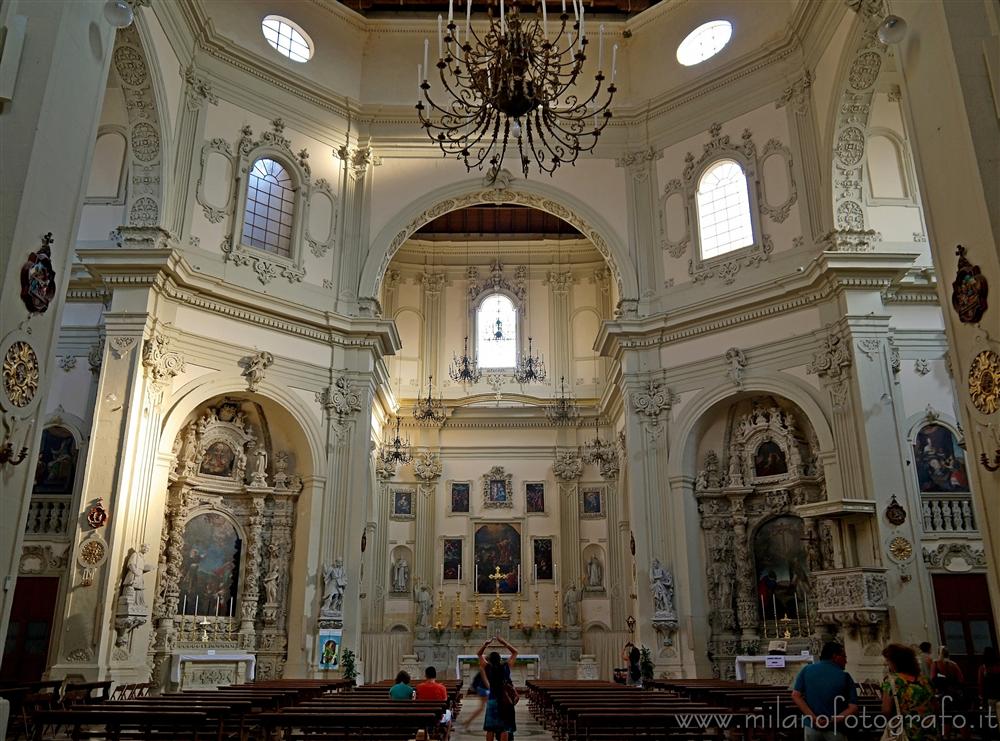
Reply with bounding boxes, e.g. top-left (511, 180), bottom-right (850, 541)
top-left (596, 250), bottom-right (921, 359)
top-left (73, 248), bottom-right (401, 356)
